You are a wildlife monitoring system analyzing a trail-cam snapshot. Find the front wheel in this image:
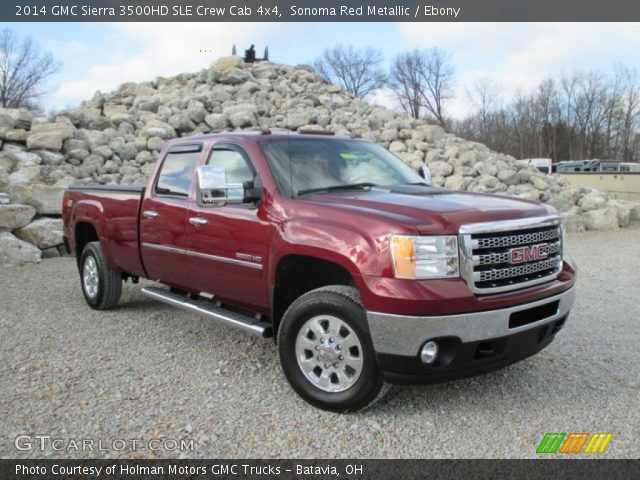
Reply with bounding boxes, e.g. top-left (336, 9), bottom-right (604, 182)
top-left (80, 241), bottom-right (122, 310)
top-left (277, 286), bottom-right (387, 412)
